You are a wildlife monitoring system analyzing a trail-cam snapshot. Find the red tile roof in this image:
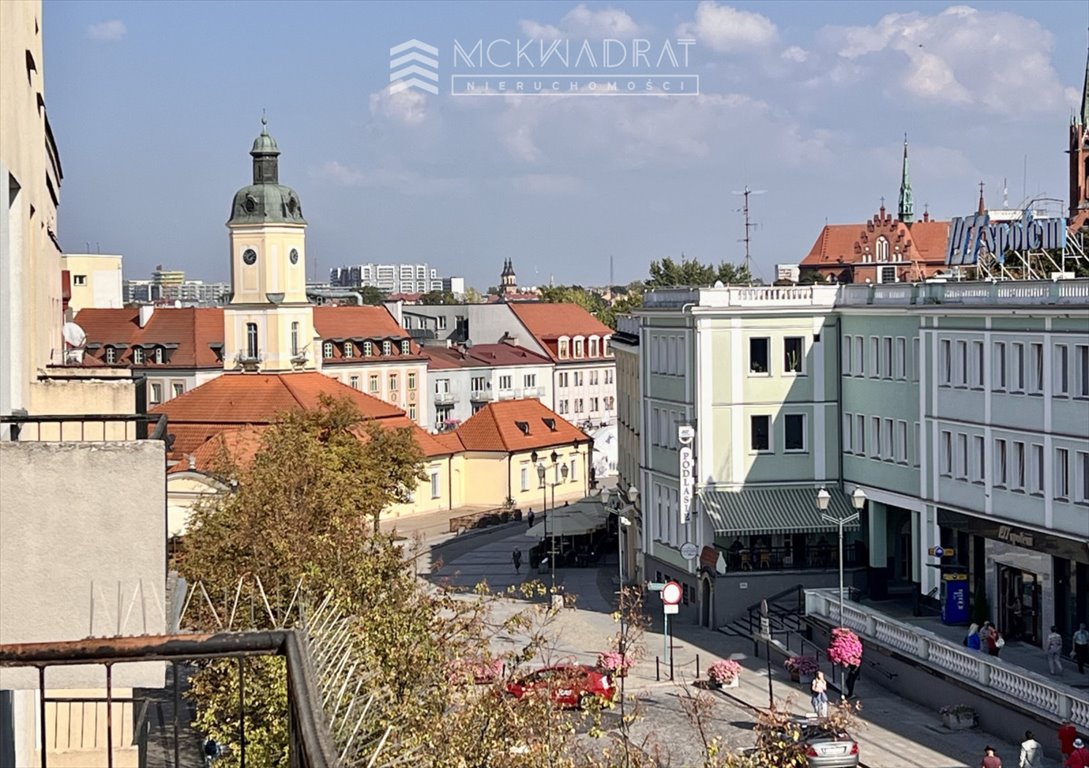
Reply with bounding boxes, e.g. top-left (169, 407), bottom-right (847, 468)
top-left (75, 307), bottom-right (224, 368)
top-left (313, 306), bottom-right (424, 363)
top-left (456, 399), bottom-right (589, 453)
top-left (153, 371), bottom-right (403, 426)
top-left (801, 219), bottom-right (950, 268)
top-left (506, 303), bottom-right (613, 362)
top-left (424, 343), bottom-right (552, 369)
